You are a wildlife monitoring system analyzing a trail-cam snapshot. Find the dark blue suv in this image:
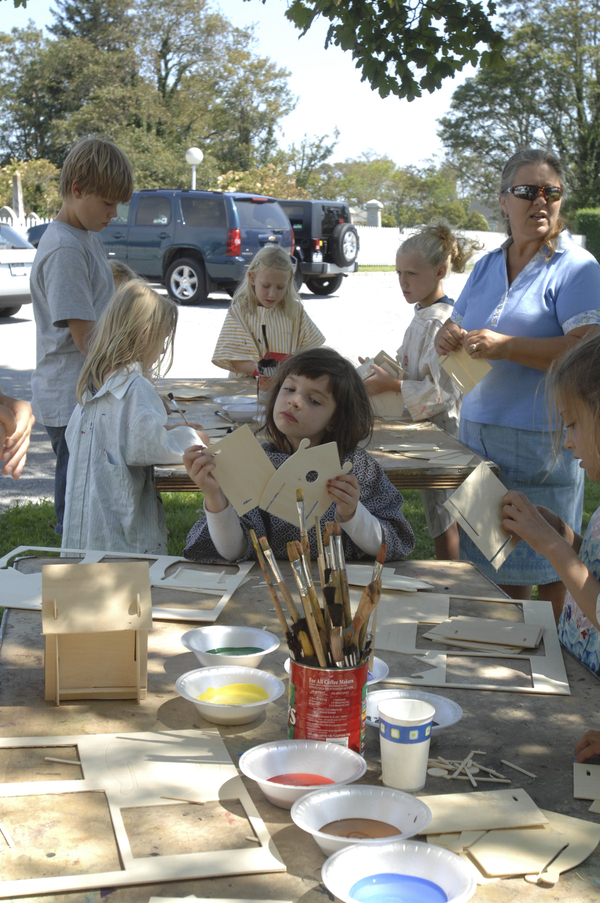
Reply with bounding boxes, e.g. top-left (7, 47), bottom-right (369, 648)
top-left (103, 190), bottom-right (293, 304)
top-left (28, 190), bottom-right (294, 305)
